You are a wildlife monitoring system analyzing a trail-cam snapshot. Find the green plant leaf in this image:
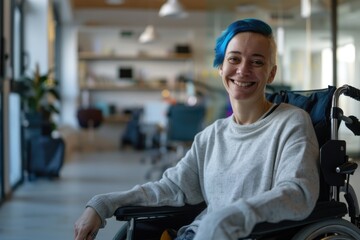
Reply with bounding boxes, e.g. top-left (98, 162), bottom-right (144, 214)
top-left (20, 65), bottom-right (61, 132)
